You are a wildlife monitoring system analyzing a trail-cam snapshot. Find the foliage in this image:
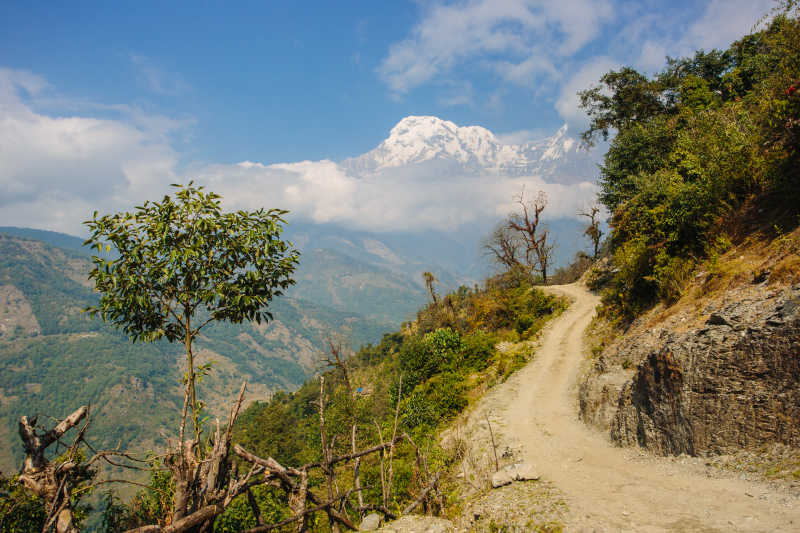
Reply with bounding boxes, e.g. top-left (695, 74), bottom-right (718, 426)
top-left (212, 486), bottom-right (286, 533)
top-left (399, 328), bottom-right (464, 391)
top-left (99, 460), bottom-right (174, 531)
top-left (580, 3), bottom-right (800, 319)
top-left (0, 472), bottom-right (46, 533)
top-left (84, 182), bottom-right (299, 343)
top-left (84, 182), bottom-right (300, 440)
